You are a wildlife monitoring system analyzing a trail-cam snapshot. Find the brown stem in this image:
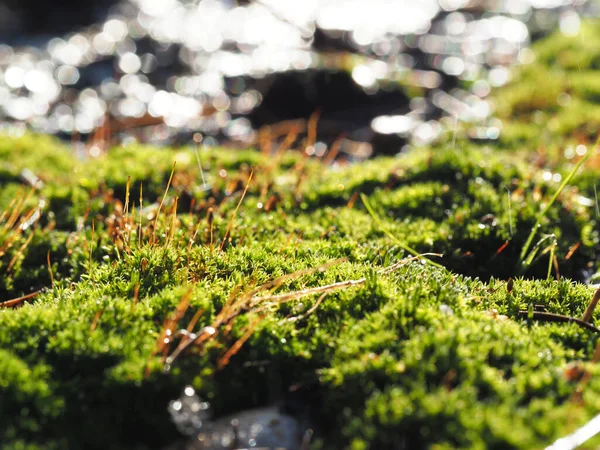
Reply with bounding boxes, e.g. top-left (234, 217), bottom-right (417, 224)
top-left (0, 290), bottom-right (42, 308)
top-left (518, 310), bottom-right (600, 334)
top-left (582, 287), bottom-right (600, 324)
